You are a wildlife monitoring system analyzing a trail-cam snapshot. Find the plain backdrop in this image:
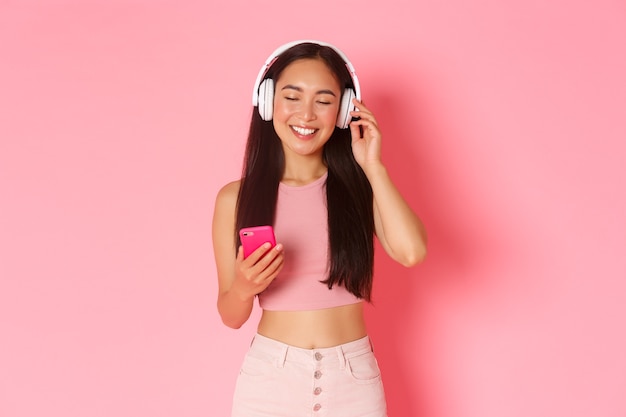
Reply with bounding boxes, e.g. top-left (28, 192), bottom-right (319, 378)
top-left (1, 1), bottom-right (625, 416)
